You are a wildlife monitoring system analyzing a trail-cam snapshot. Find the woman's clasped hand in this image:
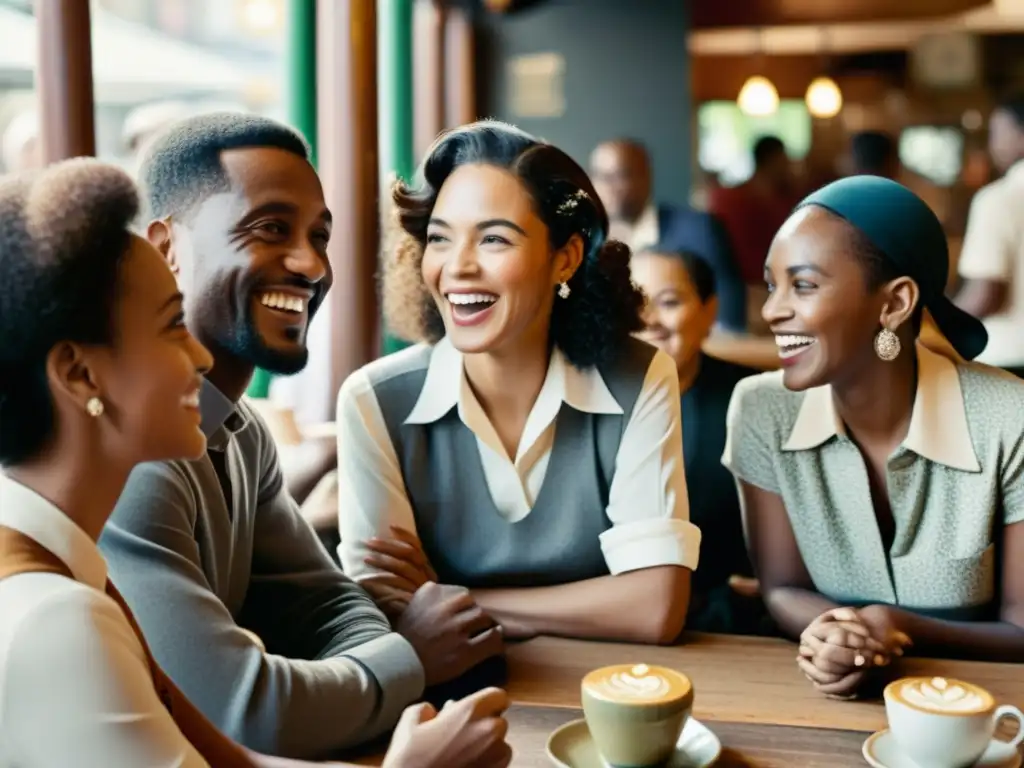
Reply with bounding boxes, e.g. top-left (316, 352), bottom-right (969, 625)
top-left (797, 606), bottom-right (912, 699)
